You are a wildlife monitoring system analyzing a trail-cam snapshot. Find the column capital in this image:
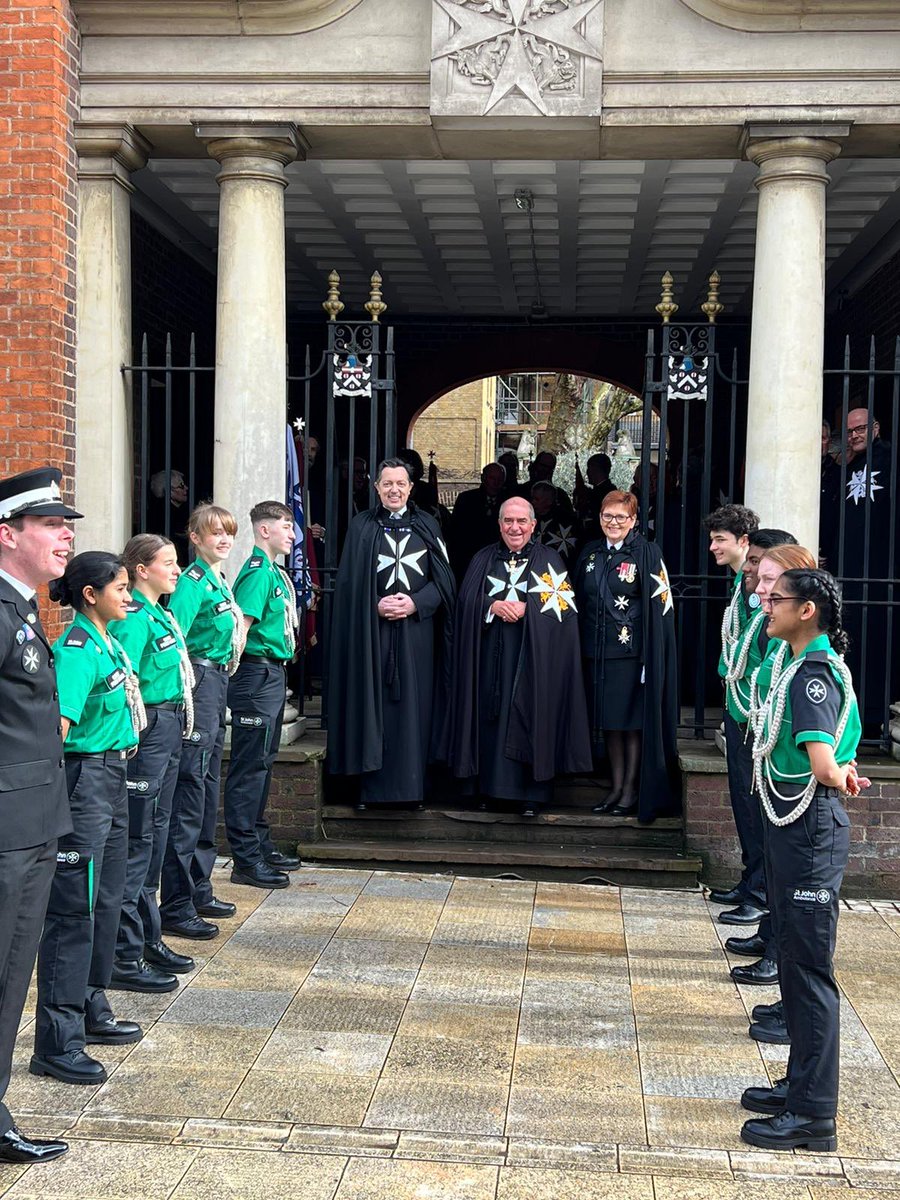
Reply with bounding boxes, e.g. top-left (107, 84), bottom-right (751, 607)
top-left (741, 122), bottom-right (851, 179)
top-left (195, 122), bottom-right (307, 187)
top-left (75, 123), bottom-right (152, 190)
